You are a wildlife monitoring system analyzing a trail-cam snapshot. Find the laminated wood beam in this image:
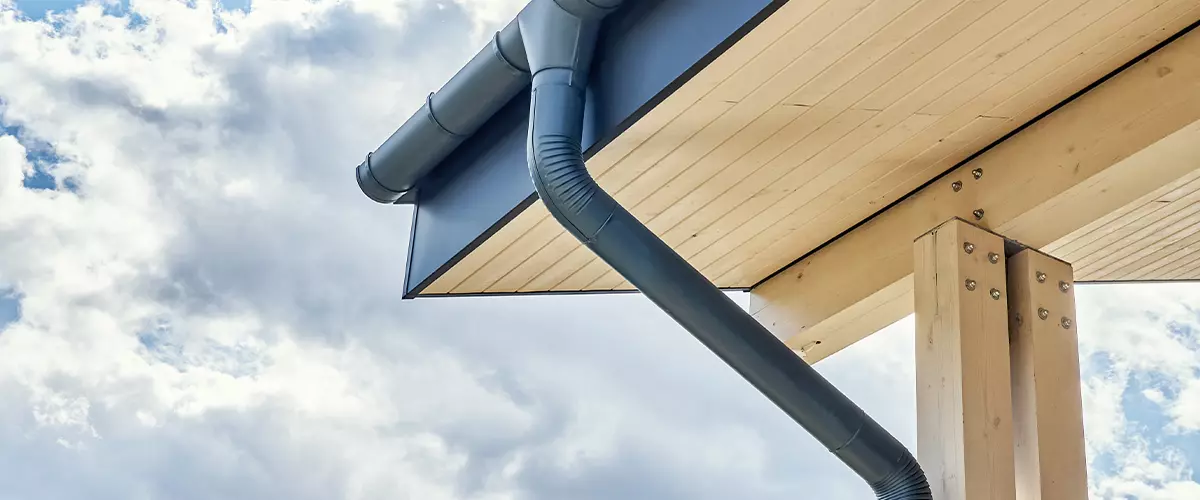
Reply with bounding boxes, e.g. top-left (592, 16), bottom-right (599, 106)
top-left (750, 28), bottom-right (1200, 363)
